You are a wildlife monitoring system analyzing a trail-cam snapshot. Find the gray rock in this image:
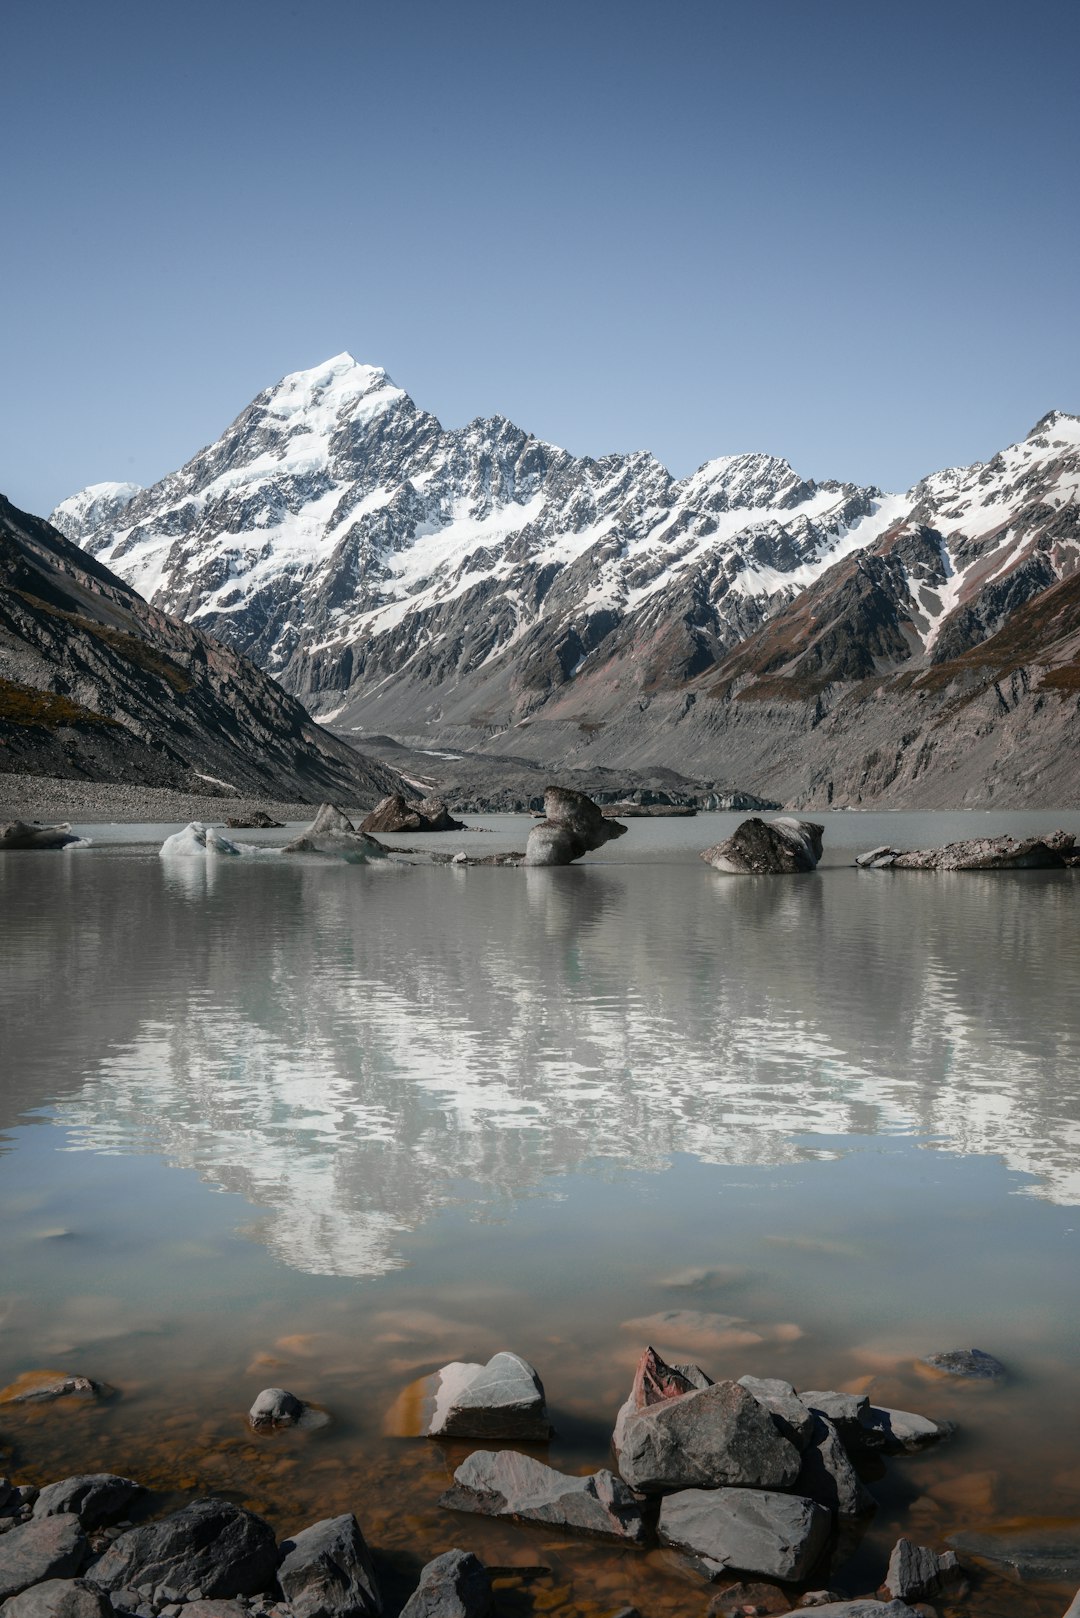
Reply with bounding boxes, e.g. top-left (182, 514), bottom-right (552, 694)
top-left (399, 1550), bottom-right (491, 1618)
top-left (0, 1518), bottom-right (88, 1601)
top-left (439, 1449), bottom-right (646, 1544)
top-left (248, 1389), bottom-right (304, 1430)
top-left (359, 796), bottom-right (464, 835)
top-left (0, 1580), bottom-right (113, 1618)
top-left (524, 788), bottom-right (627, 866)
top-left (276, 1515), bottom-right (380, 1618)
top-left (738, 1377), bottom-right (816, 1447)
top-left (864, 1407), bottom-right (954, 1453)
top-left (706, 1578), bottom-right (790, 1616)
top-left (421, 1352), bottom-right (550, 1441)
top-left (613, 1347), bottom-right (714, 1455)
top-left (1062, 1591), bottom-right (1080, 1618)
top-left (0, 822), bottom-right (80, 851)
top-left (797, 1593), bottom-right (849, 1607)
top-left (884, 833), bottom-right (1073, 871)
top-left (701, 818), bottom-right (824, 875)
top-left (799, 1392), bottom-right (873, 1448)
top-left (882, 1538), bottom-right (962, 1601)
top-left (788, 1607), bottom-right (913, 1618)
top-left (33, 1477), bottom-right (146, 1530)
top-left (281, 805), bottom-right (388, 861)
top-left (615, 1378), bottom-right (801, 1494)
top-left (89, 1501), bottom-right (277, 1600)
top-left (0, 1374), bottom-right (106, 1407)
top-left (919, 1348), bottom-right (1007, 1381)
top-left (855, 846), bottom-right (897, 868)
top-left (657, 1488), bottom-right (831, 1581)
top-left (948, 1523), bottom-right (1080, 1582)
top-left (795, 1416), bottom-right (875, 1517)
